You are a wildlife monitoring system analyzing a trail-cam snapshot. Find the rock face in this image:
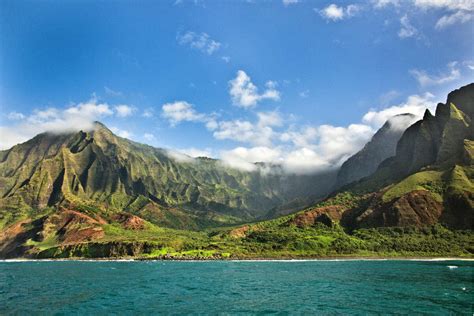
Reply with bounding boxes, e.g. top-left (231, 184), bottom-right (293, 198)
top-left (349, 191), bottom-right (444, 228)
top-left (0, 122), bottom-right (333, 230)
top-left (335, 113), bottom-right (417, 188)
top-left (297, 83), bottom-right (474, 230)
top-left (383, 84), bottom-right (474, 182)
top-left (289, 206), bottom-right (344, 228)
